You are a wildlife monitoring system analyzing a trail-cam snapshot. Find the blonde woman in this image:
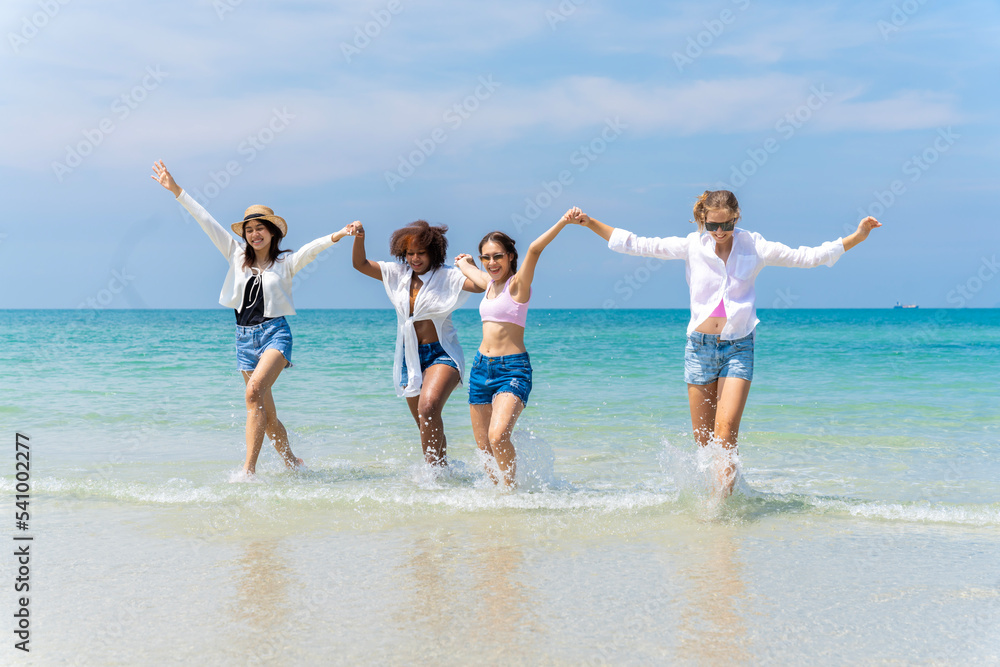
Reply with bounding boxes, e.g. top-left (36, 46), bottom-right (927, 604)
top-left (576, 191), bottom-right (880, 497)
